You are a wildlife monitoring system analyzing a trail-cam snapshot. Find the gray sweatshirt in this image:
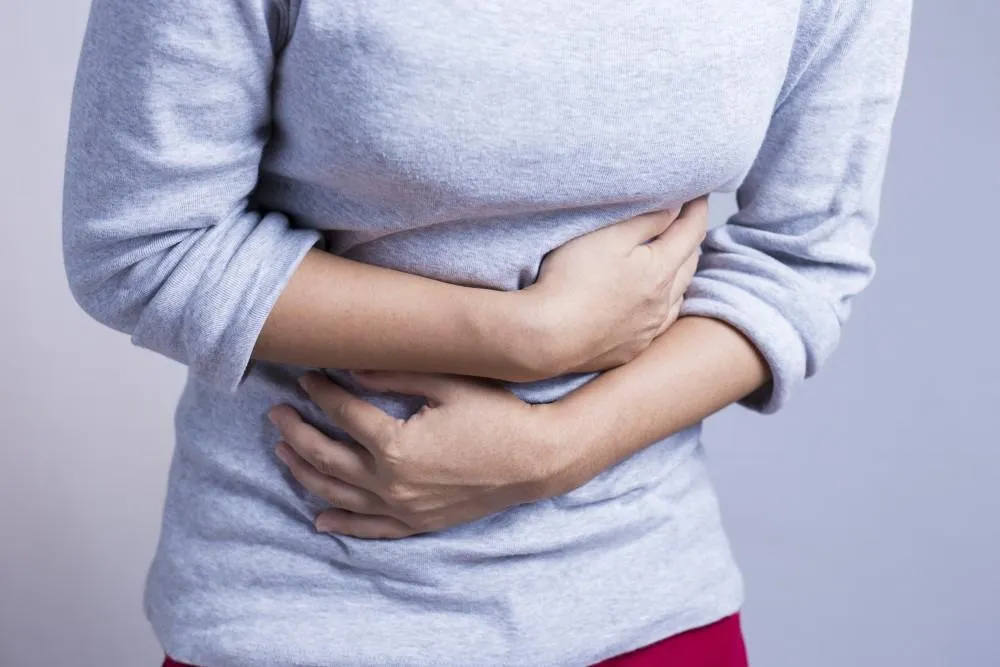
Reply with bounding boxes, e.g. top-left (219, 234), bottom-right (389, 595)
top-left (62, 1), bottom-right (910, 665)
